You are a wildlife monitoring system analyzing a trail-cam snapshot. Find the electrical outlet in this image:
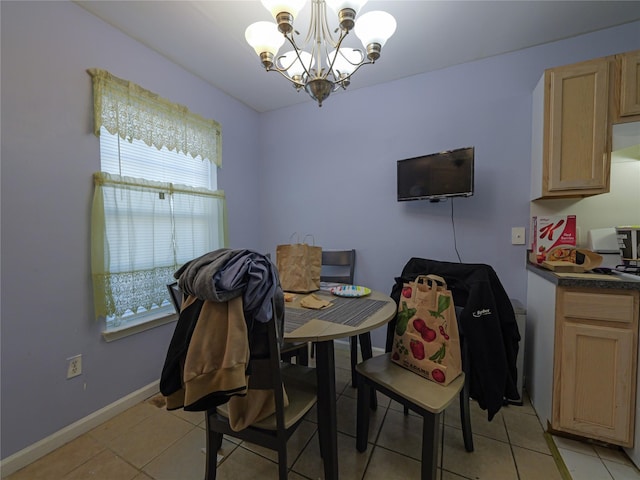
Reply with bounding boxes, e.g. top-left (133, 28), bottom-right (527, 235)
top-left (511, 227), bottom-right (526, 245)
top-left (67, 355), bottom-right (82, 379)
